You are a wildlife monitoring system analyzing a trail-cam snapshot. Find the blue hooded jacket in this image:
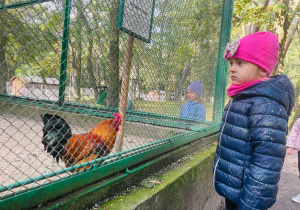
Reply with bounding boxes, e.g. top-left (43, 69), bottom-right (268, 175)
top-left (179, 101), bottom-right (206, 121)
top-left (213, 75), bottom-right (295, 210)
